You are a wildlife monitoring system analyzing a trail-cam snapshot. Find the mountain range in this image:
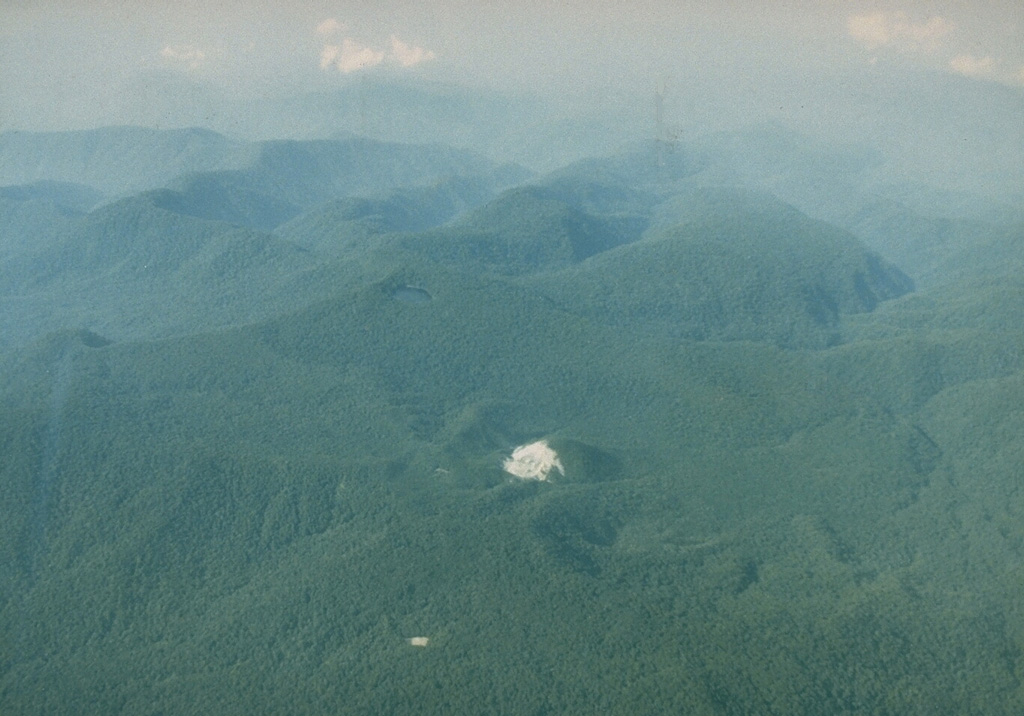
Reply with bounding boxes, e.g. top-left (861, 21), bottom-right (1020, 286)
top-left (1, 104), bottom-right (1022, 714)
